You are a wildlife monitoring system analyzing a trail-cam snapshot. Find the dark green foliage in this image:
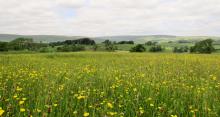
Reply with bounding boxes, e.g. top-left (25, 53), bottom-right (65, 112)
top-left (92, 45), bottom-right (99, 51)
top-left (39, 47), bottom-right (53, 53)
top-left (10, 37), bottom-right (34, 43)
top-left (178, 40), bottom-right (191, 43)
top-left (57, 45), bottom-right (85, 52)
top-left (149, 45), bottom-right (163, 52)
top-left (9, 38), bottom-right (34, 50)
top-left (102, 40), bottom-right (111, 45)
top-left (50, 38), bottom-right (95, 46)
top-left (0, 42), bottom-right (9, 51)
top-left (1, 38), bottom-right (48, 51)
top-left (105, 44), bottom-right (118, 51)
top-left (102, 40), bottom-right (118, 51)
top-left (173, 46), bottom-right (189, 53)
top-left (117, 41), bottom-right (134, 44)
top-left (190, 39), bottom-right (215, 54)
top-left (130, 44), bottom-right (146, 52)
top-left (145, 41), bottom-right (157, 46)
